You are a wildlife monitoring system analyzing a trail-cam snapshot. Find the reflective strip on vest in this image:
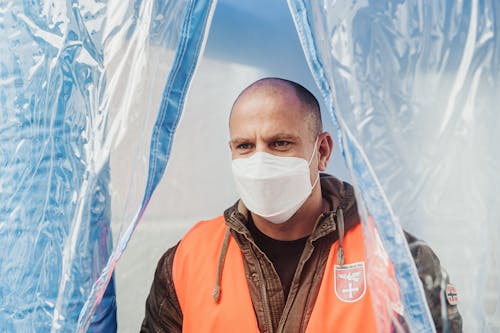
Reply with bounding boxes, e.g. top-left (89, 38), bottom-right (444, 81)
top-left (172, 216), bottom-right (399, 332)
